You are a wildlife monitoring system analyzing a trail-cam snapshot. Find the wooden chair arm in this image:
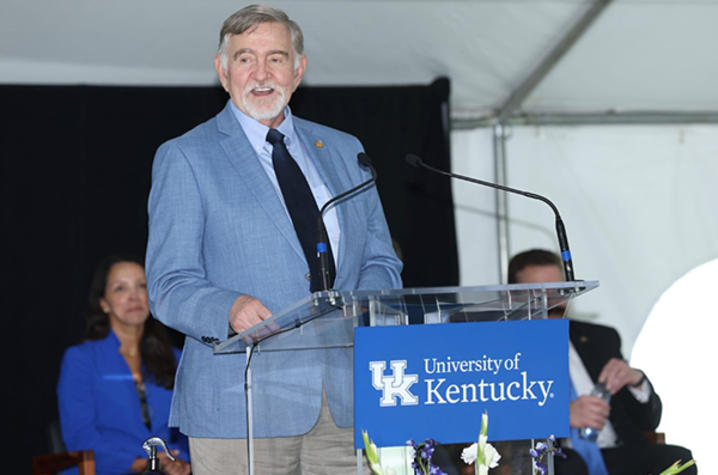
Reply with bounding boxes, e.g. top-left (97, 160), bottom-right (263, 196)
top-left (32, 449), bottom-right (95, 475)
top-left (643, 431), bottom-right (666, 444)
